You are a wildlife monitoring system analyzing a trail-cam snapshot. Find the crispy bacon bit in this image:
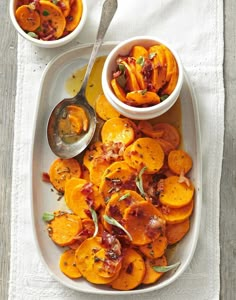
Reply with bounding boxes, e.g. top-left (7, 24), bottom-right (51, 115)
top-left (145, 215), bottom-right (166, 238)
top-left (126, 262), bottom-right (134, 274)
top-left (109, 205), bottom-right (122, 218)
top-left (101, 231), bottom-right (122, 256)
top-left (113, 70), bottom-right (122, 78)
top-left (178, 170), bottom-right (191, 187)
top-left (157, 179), bottom-right (165, 193)
top-left (42, 172), bottom-right (50, 183)
top-left (81, 182), bottom-right (93, 195)
top-left (142, 59), bottom-right (153, 83)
